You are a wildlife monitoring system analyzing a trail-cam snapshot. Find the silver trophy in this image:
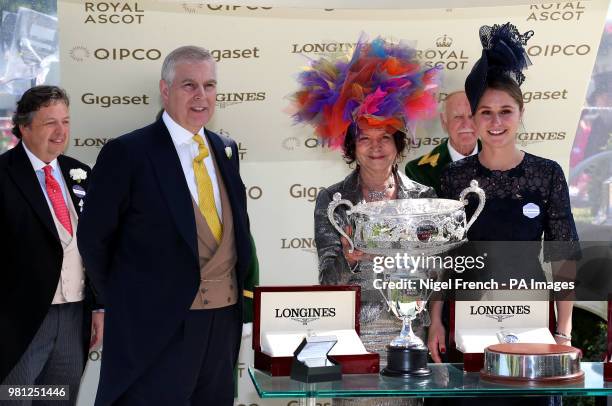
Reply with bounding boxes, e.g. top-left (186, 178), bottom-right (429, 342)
top-left (328, 180), bottom-right (485, 377)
